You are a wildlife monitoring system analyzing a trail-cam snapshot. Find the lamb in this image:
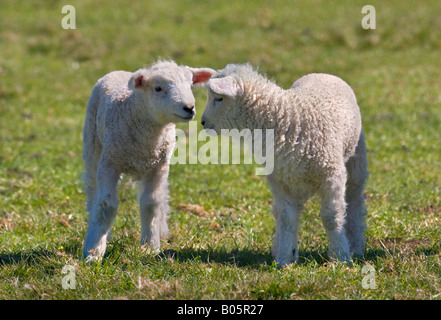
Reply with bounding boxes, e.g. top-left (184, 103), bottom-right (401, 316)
top-left (82, 60), bottom-right (214, 262)
top-left (201, 63), bottom-right (368, 267)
